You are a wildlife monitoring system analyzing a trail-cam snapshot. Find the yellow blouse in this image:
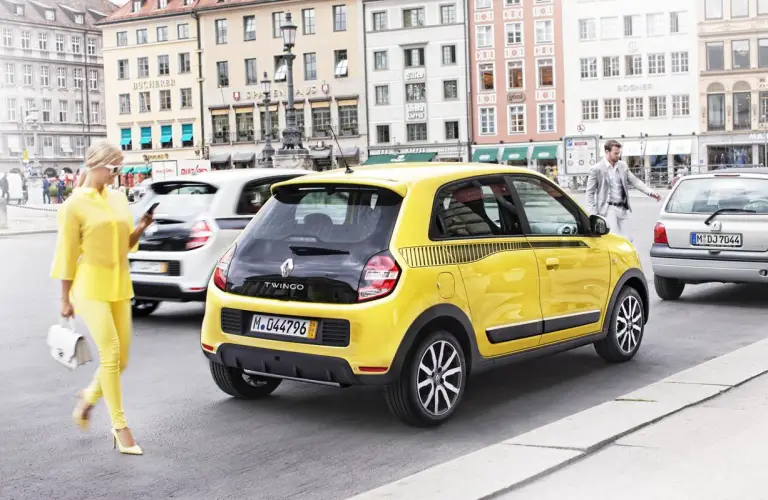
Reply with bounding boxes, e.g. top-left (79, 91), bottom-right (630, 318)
top-left (50, 187), bottom-right (138, 302)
